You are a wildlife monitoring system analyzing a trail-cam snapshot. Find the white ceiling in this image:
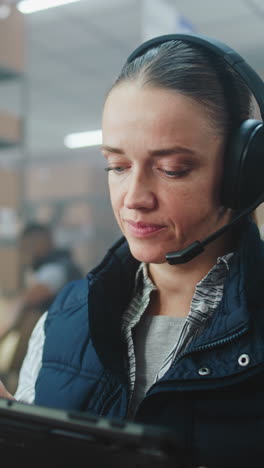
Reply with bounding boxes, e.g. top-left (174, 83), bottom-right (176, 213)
top-left (1, 0), bottom-right (264, 165)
